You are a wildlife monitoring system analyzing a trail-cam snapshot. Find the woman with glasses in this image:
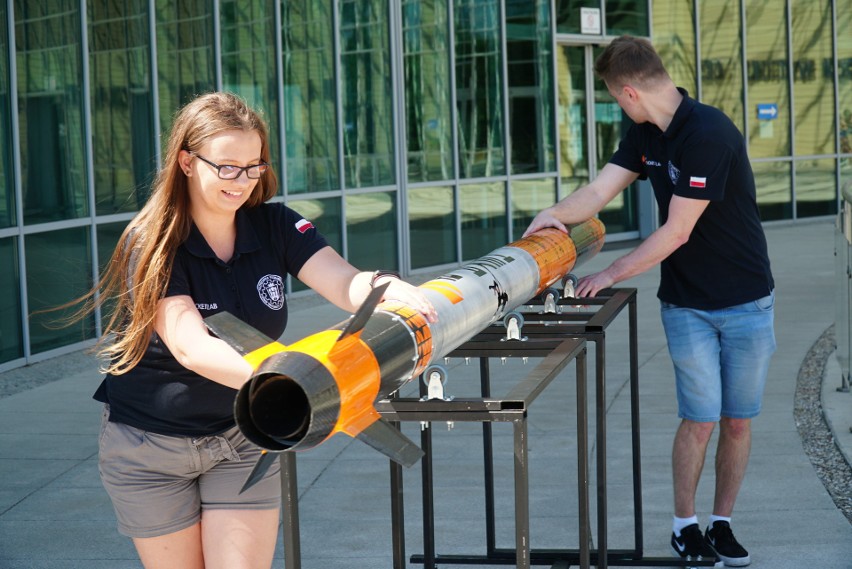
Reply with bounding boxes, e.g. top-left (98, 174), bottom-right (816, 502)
top-left (84, 92), bottom-right (437, 569)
